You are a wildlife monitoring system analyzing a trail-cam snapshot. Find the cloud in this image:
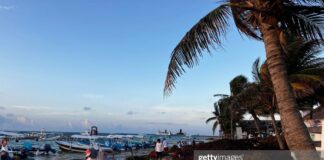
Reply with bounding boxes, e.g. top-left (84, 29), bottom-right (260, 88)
top-left (146, 122), bottom-right (188, 126)
top-left (0, 115), bottom-right (8, 124)
top-left (6, 113), bottom-right (14, 117)
top-left (0, 6), bottom-right (14, 11)
top-left (126, 111), bottom-right (137, 115)
top-left (0, 106), bottom-right (5, 110)
top-left (81, 94), bottom-right (104, 100)
top-left (13, 105), bottom-right (51, 110)
top-left (16, 115), bottom-right (33, 125)
top-left (67, 121), bottom-right (73, 129)
top-left (83, 106), bottom-right (92, 111)
top-left (37, 111), bottom-right (85, 116)
top-left (82, 119), bottom-right (92, 128)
